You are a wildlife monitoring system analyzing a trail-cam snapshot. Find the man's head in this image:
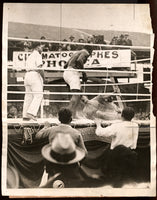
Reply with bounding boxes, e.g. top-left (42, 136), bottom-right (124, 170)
top-left (32, 42), bottom-right (45, 53)
top-left (40, 36), bottom-right (46, 40)
top-left (87, 36), bottom-right (94, 43)
top-left (124, 33), bottom-right (129, 39)
top-left (120, 34), bottom-right (125, 40)
top-left (78, 38), bottom-right (85, 43)
top-left (9, 105), bottom-right (18, 116)
top-left (121, 107), bottom-right (135, 121)
top-left (69, 35), bottom-right (75, 41)
top-left (58, 108), bottom-right (72, 124)
top-left (114, 35), bottom-right (118, 39)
